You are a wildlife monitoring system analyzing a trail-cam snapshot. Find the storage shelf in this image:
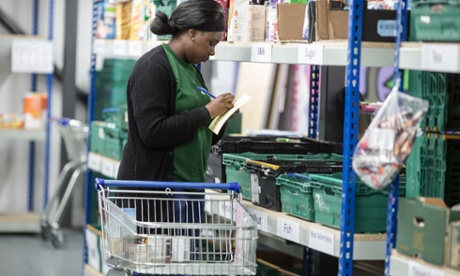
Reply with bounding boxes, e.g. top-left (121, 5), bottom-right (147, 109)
top-left (92, 39), bottom-right (396, 67)
top-left (0, 212), bottom-right (41, 233)
top-left (390, 250), bottom-right (460, 276)
top-left (400, 42), bottom-right (460, 73)
top-left (0, 129), bottom-right (46, 141)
